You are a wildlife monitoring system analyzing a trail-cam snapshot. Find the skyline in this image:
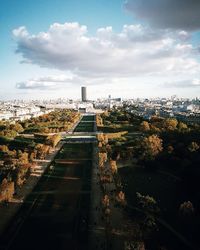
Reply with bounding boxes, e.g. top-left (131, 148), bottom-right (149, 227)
top-left (1, 0), bottom-right (200, 100)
